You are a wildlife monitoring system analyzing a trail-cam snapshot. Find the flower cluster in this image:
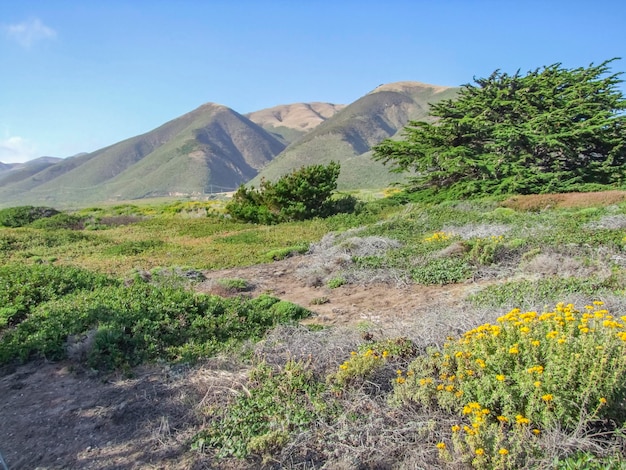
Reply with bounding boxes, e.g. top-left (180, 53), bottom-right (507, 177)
top-left (328, 338), bottom-right (415, 389)
top-left (423, 231), bottom-right (451, 243)
top-left (393, 302), bottom-right (626, 468)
